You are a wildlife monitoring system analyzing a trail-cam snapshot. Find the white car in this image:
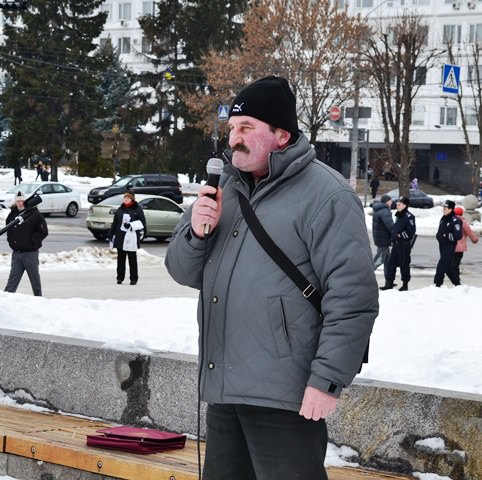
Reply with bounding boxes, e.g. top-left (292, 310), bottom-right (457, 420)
top-left (0, 182), bottom-right (81, 217)
top-left (86, 194), bottom-right (184, 241)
